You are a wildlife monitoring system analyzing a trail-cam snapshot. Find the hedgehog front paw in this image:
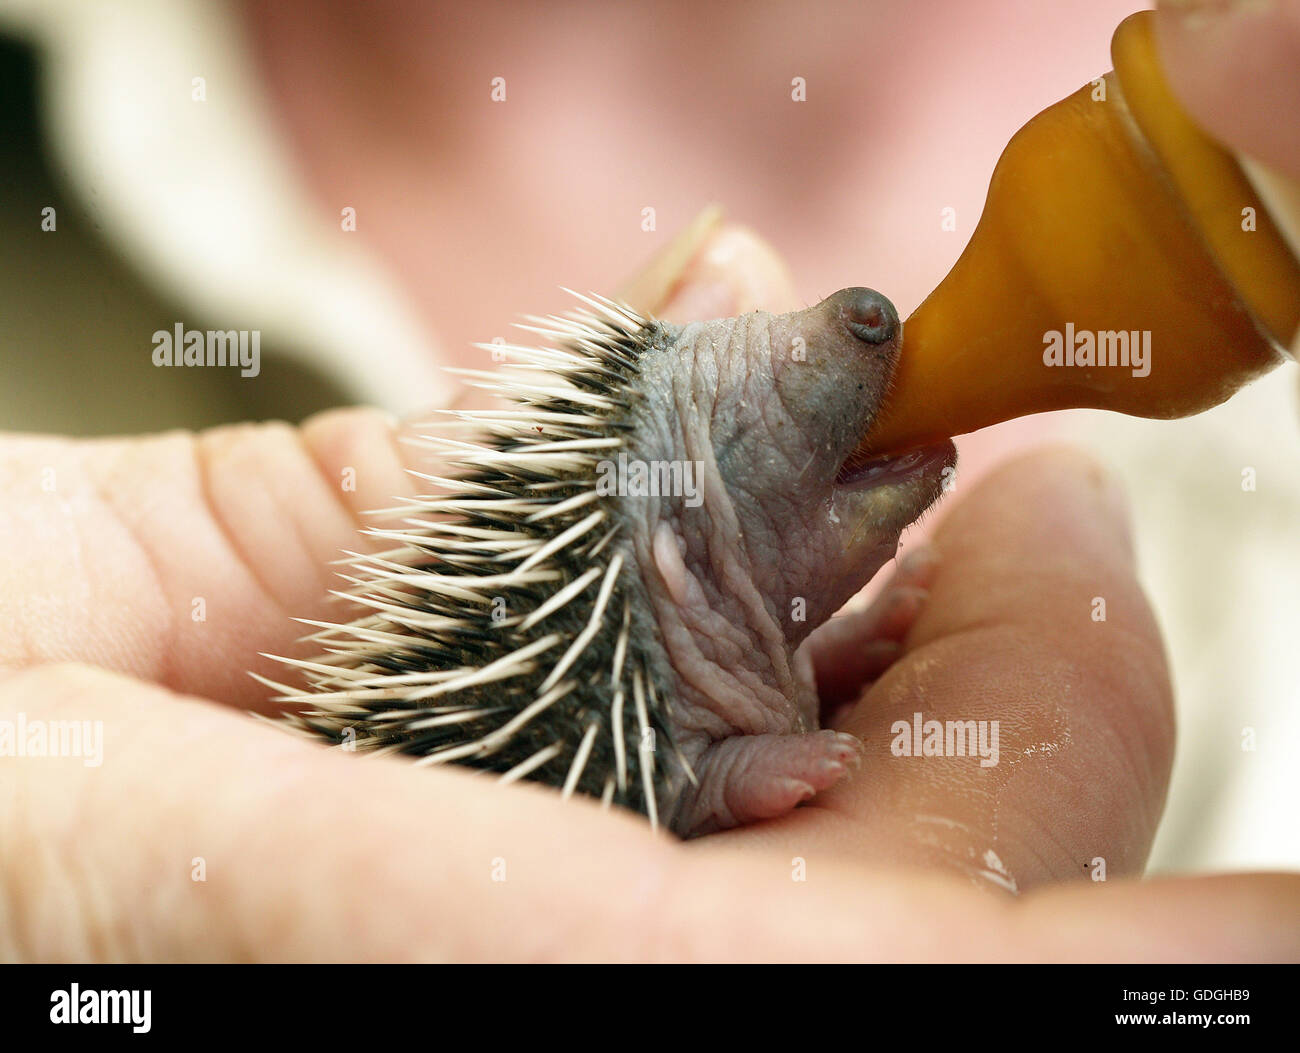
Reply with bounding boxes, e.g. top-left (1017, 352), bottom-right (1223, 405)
top-left (680, 729), bottom-right (862, 836)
